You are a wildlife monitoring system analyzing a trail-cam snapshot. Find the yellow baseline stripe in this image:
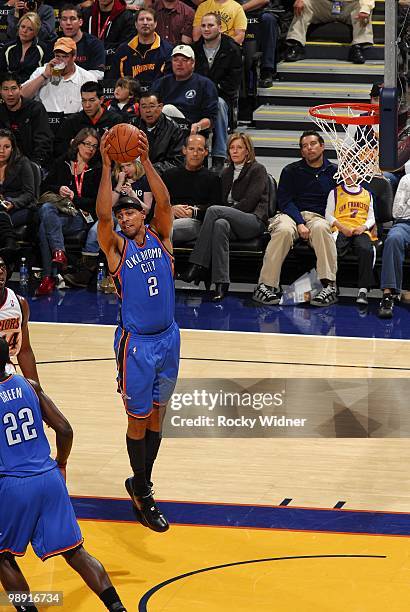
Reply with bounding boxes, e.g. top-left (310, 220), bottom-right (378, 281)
top-left (266, 85), bottom-right (369, 92)
top-left (307, 42), bottom-right (384, 47)
top-left (280, 62), bottom-right (384, 68)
